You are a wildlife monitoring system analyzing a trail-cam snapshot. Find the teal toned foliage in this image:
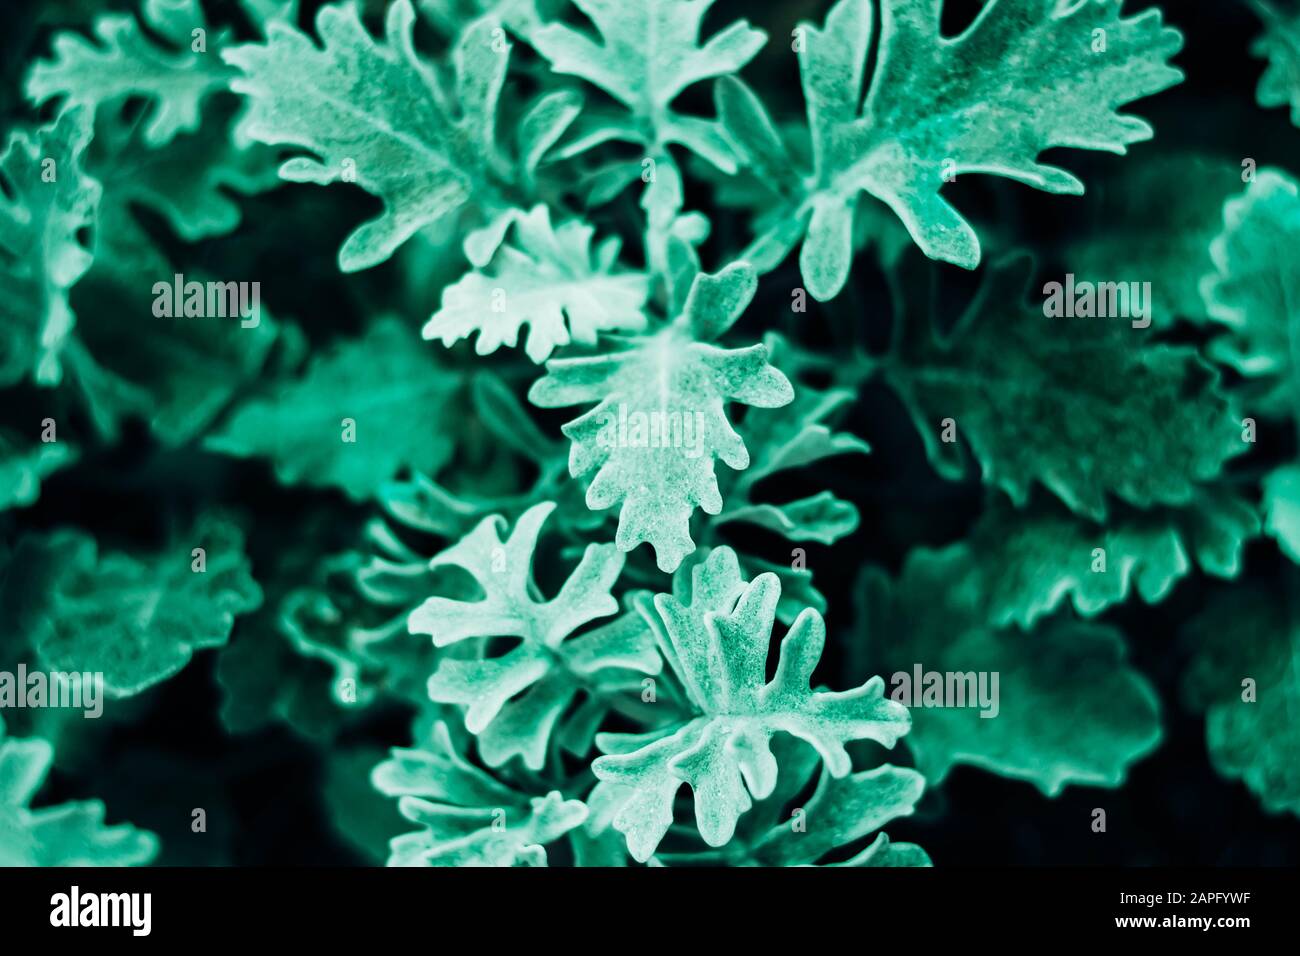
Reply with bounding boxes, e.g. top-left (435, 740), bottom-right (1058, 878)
top-left (0, 715), bottom-right (158, 866)
top-left (4, 0), bottom-right (1296, 871)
